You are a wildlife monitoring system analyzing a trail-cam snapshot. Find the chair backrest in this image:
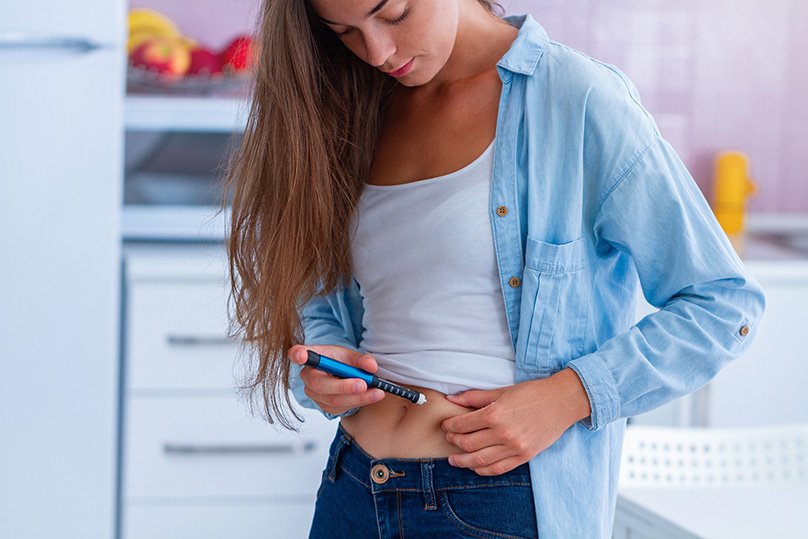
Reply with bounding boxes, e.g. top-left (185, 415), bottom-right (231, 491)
top-left (619, 424), bottom-right (808, 487)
